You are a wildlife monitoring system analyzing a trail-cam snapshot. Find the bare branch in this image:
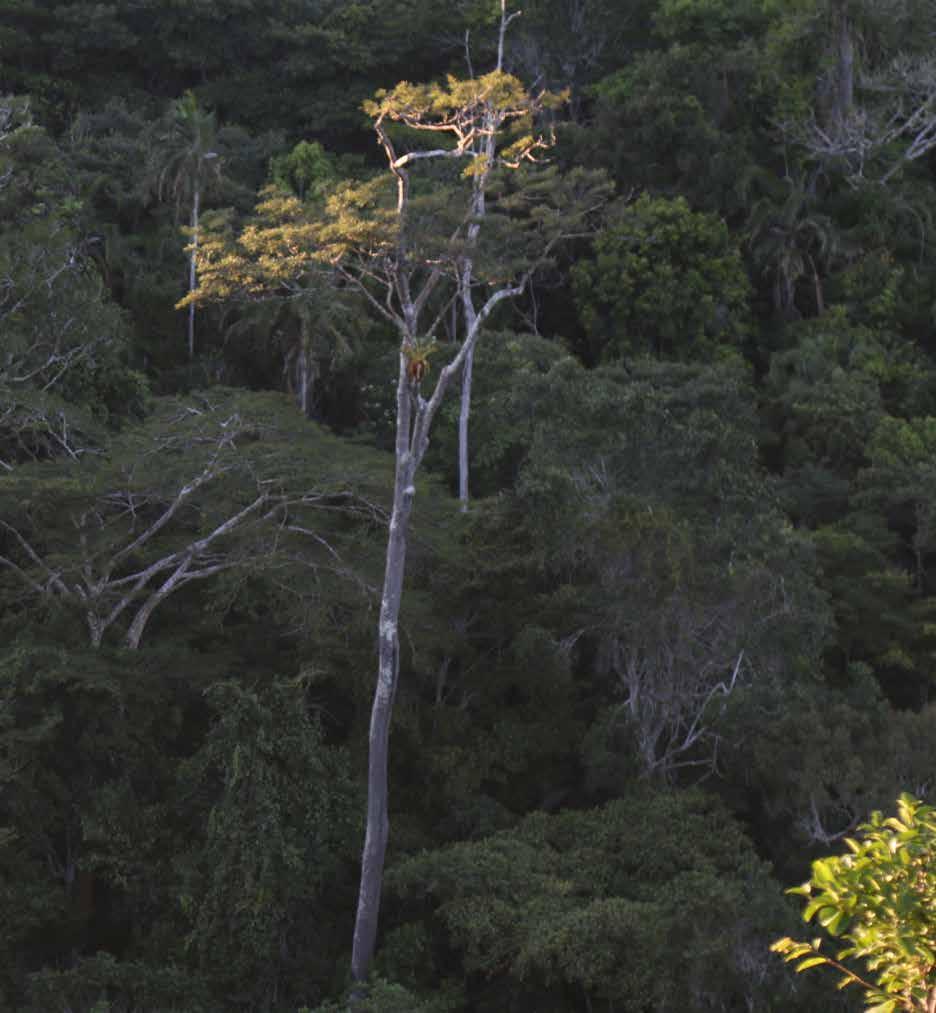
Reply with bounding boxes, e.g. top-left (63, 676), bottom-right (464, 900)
top-left (392, 147), bottom-right (476, 169)
top-left (464, 28), bottom-right (474, 79)
top-left (498, 0), bottom-right (522, 72)
top-left (785, 54), bottom-right (936, 185)
top-left (0, 520), bottom-right (69, 595)
top-left (797, 794), bottom-right (860, 847)
top-left (336, 264), bottom-right (403, 329)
